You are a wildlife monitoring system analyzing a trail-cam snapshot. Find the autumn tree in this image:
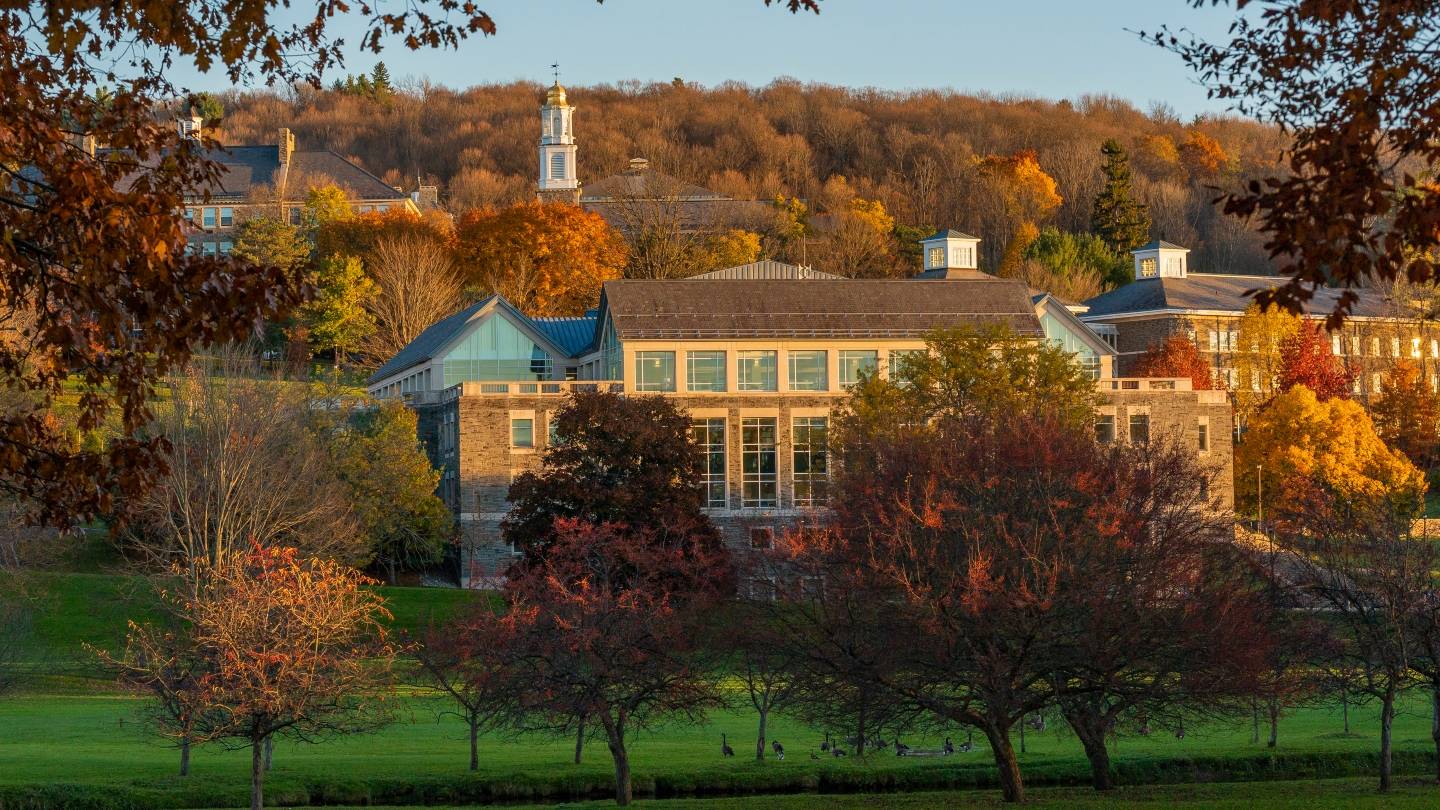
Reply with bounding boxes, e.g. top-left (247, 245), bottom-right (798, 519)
top-left (1131, 333), bottom-right (1216, 390)
top-left (453, 201), bottom-right (627, 316)
top-left (1154, 1), bottom-right (1440, 323)
top-left (130, 355), bottom-right (364, 573)
top-left (1233, 303), bottom-right (1302, 426)
top-left (502, 389), bottom-right (720, 563)
top-left (974, 151), bottom-right (1063, 274)
top-left (1024, 226), bottom-right (1131, 291)
top-left (414, 603), bottom-right (523, 771)
top-left (503, 520), bottom-right (731, 806)
top-left (92, 614), bottom-right (210, 775)
top-left (1274, 480), bottom-right (1432, 791)
top-left (712, 592), bottom-right (801, 761)
top-left (360, 235), bottom-right (464, 363)
top-left (810, 193), bottom-right (901, 278)
top-left (102, 546), bottom-right (398, 810)
top-left (1235, 385), bottom-right (1426, 520)
top-left (1090, 139), bottom-right (1151, 255)
top-left (1372, 360), bottom-right (1440, 469)
top-left (1277, 322), bottom-right (1354, 401)
top-left (302, 255), bottom-right (377, 365)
